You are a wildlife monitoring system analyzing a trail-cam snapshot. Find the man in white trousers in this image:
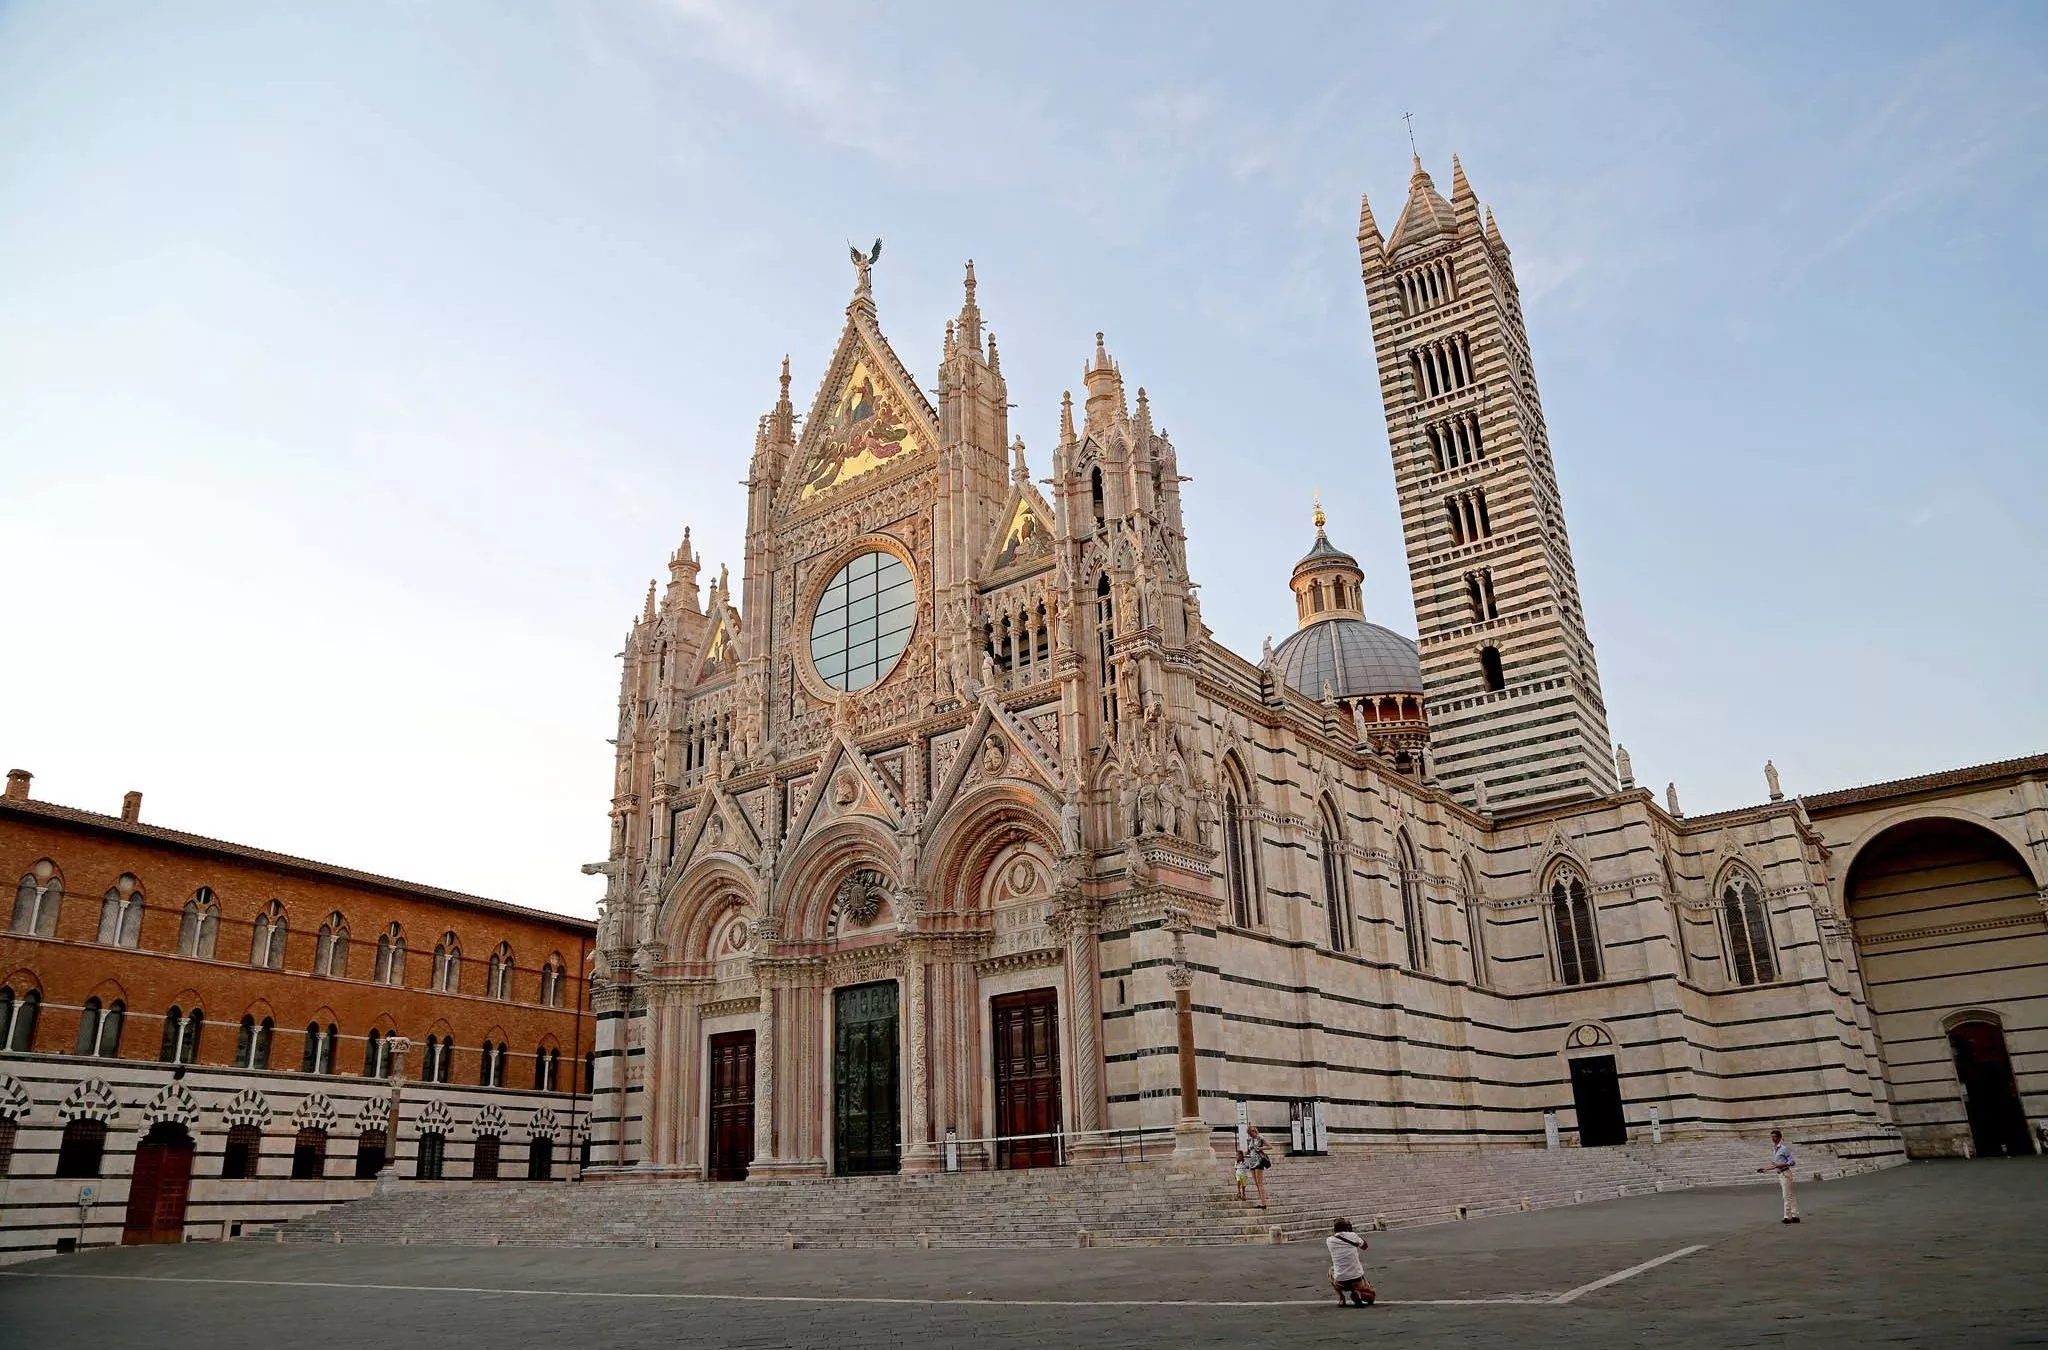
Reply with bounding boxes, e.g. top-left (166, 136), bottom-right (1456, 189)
top-left (1757, 1128), bottom-right (1799, 1223)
